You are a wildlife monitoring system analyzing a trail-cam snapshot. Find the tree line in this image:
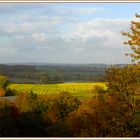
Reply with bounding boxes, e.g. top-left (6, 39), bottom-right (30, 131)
top-left (0, 64), bottom-right (106, 84)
